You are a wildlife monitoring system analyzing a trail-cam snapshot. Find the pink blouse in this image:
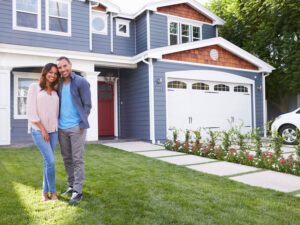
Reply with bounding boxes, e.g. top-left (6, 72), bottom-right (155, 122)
top-left (27, 83), bottom-right (59, 133)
